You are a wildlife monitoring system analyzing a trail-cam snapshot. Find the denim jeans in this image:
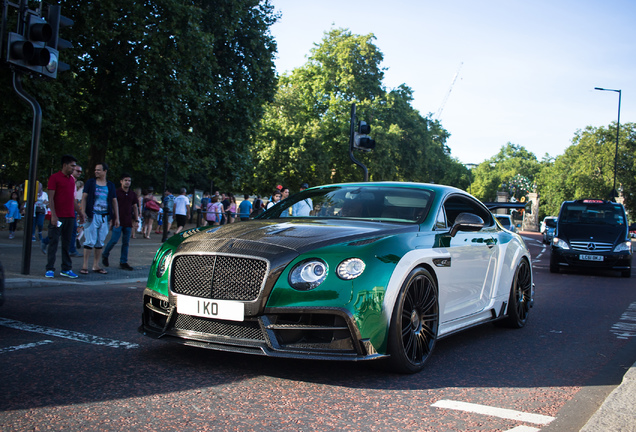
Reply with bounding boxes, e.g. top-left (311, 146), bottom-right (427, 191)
top-left (103, 226), bottom-right (132, 264)
top-left (34, 213), bottom-right (45, 239)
